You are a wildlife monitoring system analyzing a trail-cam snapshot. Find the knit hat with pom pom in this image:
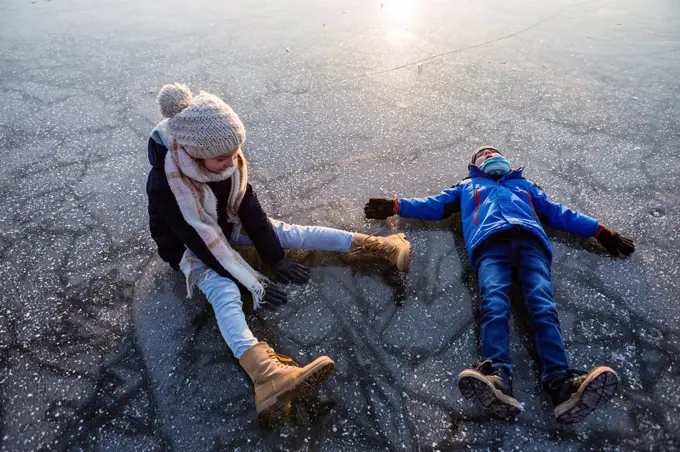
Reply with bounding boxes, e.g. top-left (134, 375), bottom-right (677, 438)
top-left (157, 83), bottom-right (246, 159)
